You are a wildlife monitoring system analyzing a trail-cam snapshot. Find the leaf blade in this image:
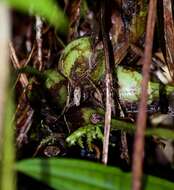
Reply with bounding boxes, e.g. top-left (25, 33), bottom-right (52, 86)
top-left (3, 0), bottom-right (68, 32)
top-left (15, 158), bottom-right (174, 190)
